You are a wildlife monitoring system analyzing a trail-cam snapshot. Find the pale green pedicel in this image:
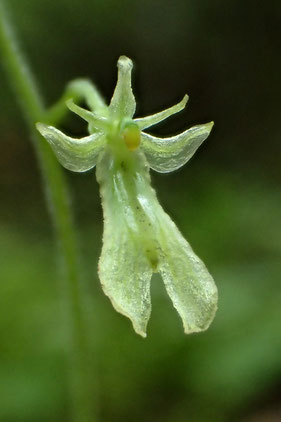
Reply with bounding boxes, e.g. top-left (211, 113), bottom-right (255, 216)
top-left (37, 56), bottom-right (218, 337)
